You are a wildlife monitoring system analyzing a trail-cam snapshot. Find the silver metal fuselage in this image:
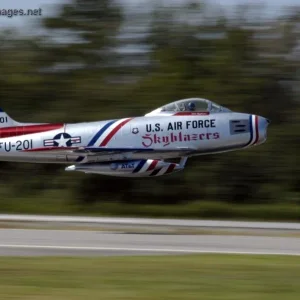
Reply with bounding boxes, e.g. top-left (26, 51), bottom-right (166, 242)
top-left (0, 112), bottom-right (269, 164)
